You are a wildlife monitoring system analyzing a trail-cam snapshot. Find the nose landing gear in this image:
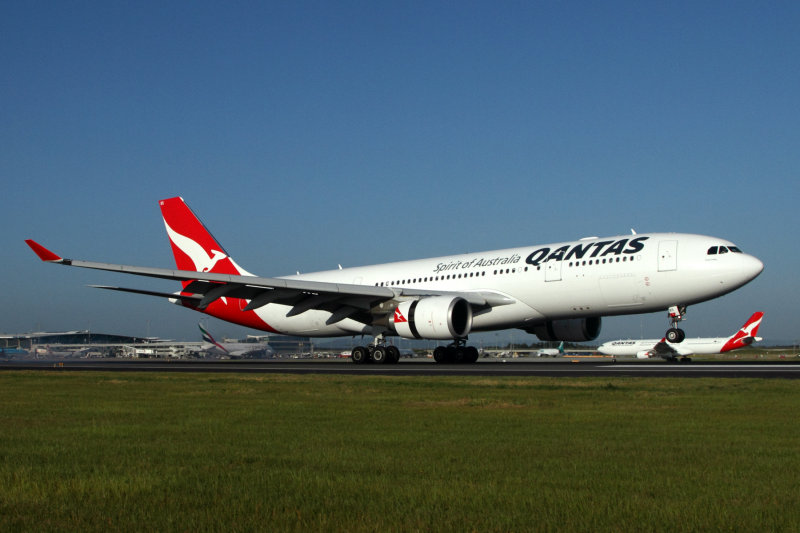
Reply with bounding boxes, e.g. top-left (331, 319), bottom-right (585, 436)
top-left (666, 305), bottom-right (687, 343)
